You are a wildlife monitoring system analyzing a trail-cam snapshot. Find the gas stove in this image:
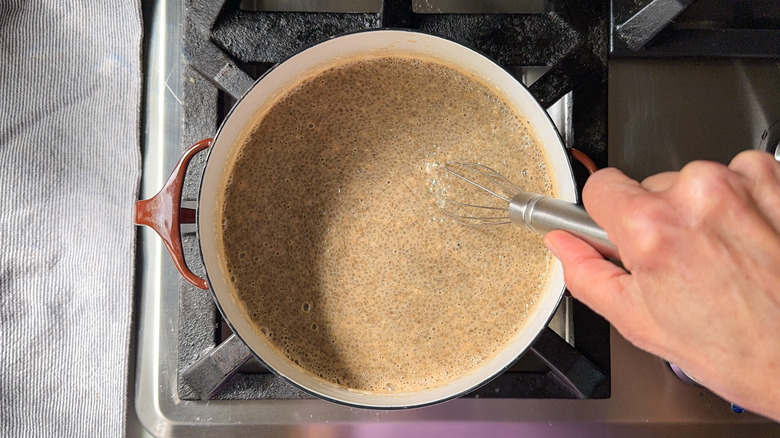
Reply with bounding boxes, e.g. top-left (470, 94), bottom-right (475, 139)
top-left (131, 0), bottom-right (780, 436)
